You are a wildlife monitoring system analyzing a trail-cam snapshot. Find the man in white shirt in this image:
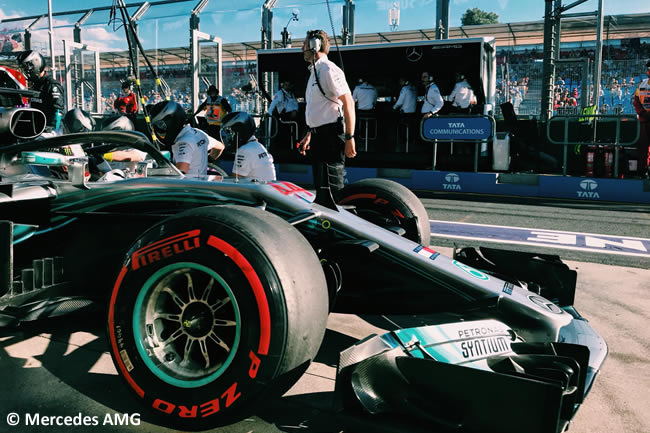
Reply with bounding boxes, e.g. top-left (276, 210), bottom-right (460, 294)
top-left (150, 100), bottom-right (224, 178)
top-left (393, 77), bottom-right (417, 152)
top-left (393, 77), bottom-right (416, 114)
top-left (220, 111), bottom-right (276, 182)
top-left (267, 80), bottom-right (300, 151)
top-left (267, 80), bottom-right (299, 120)
top-left (297, 29), bottom-right (356, 200)
top-left (420, 71), bottom-right (444, 119)
top-left (353, 78), bottom-right (378, 112)
top-left (448, 73), bottom-right (477, 114)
